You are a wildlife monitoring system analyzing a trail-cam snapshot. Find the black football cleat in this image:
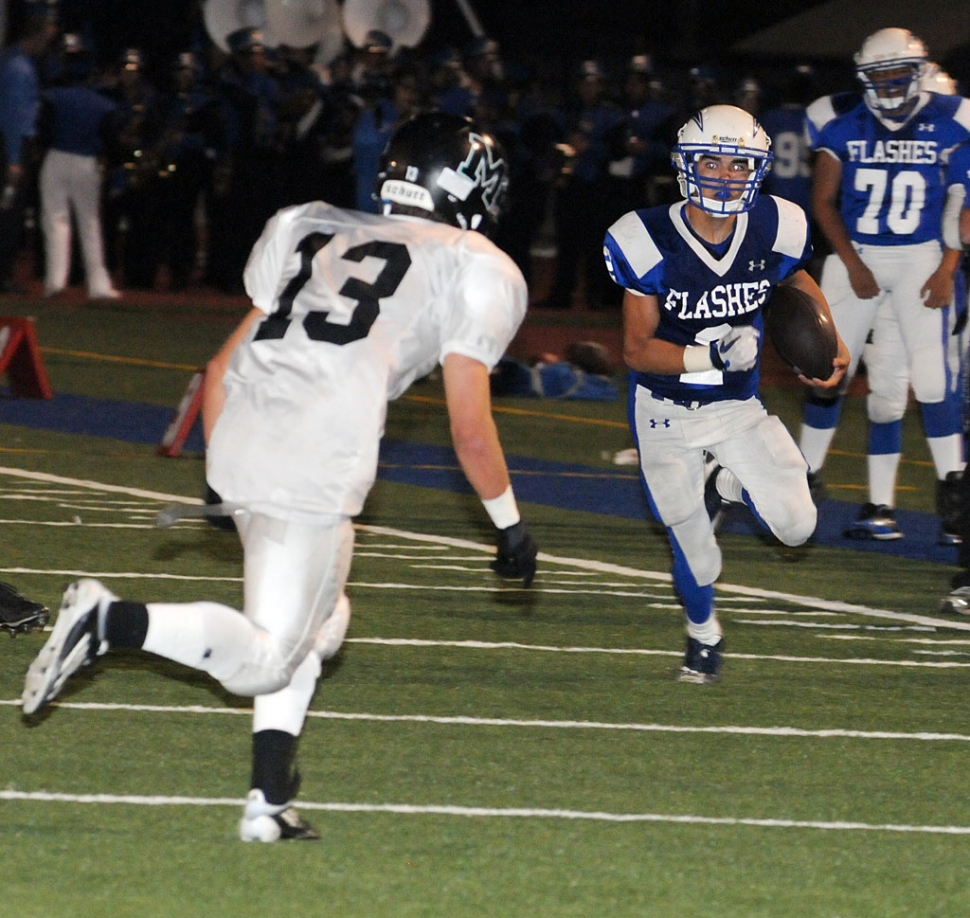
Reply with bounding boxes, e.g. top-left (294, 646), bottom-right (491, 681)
top-left (0, 581), bottom-right (50, 636)
top-left (677, 637), bottom-right (724, 684)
